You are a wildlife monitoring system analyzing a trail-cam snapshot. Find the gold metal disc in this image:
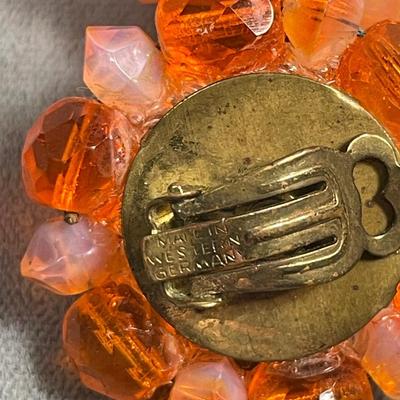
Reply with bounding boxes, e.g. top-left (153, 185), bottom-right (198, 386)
top-left (123, 73), bottom-right (400, 361)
